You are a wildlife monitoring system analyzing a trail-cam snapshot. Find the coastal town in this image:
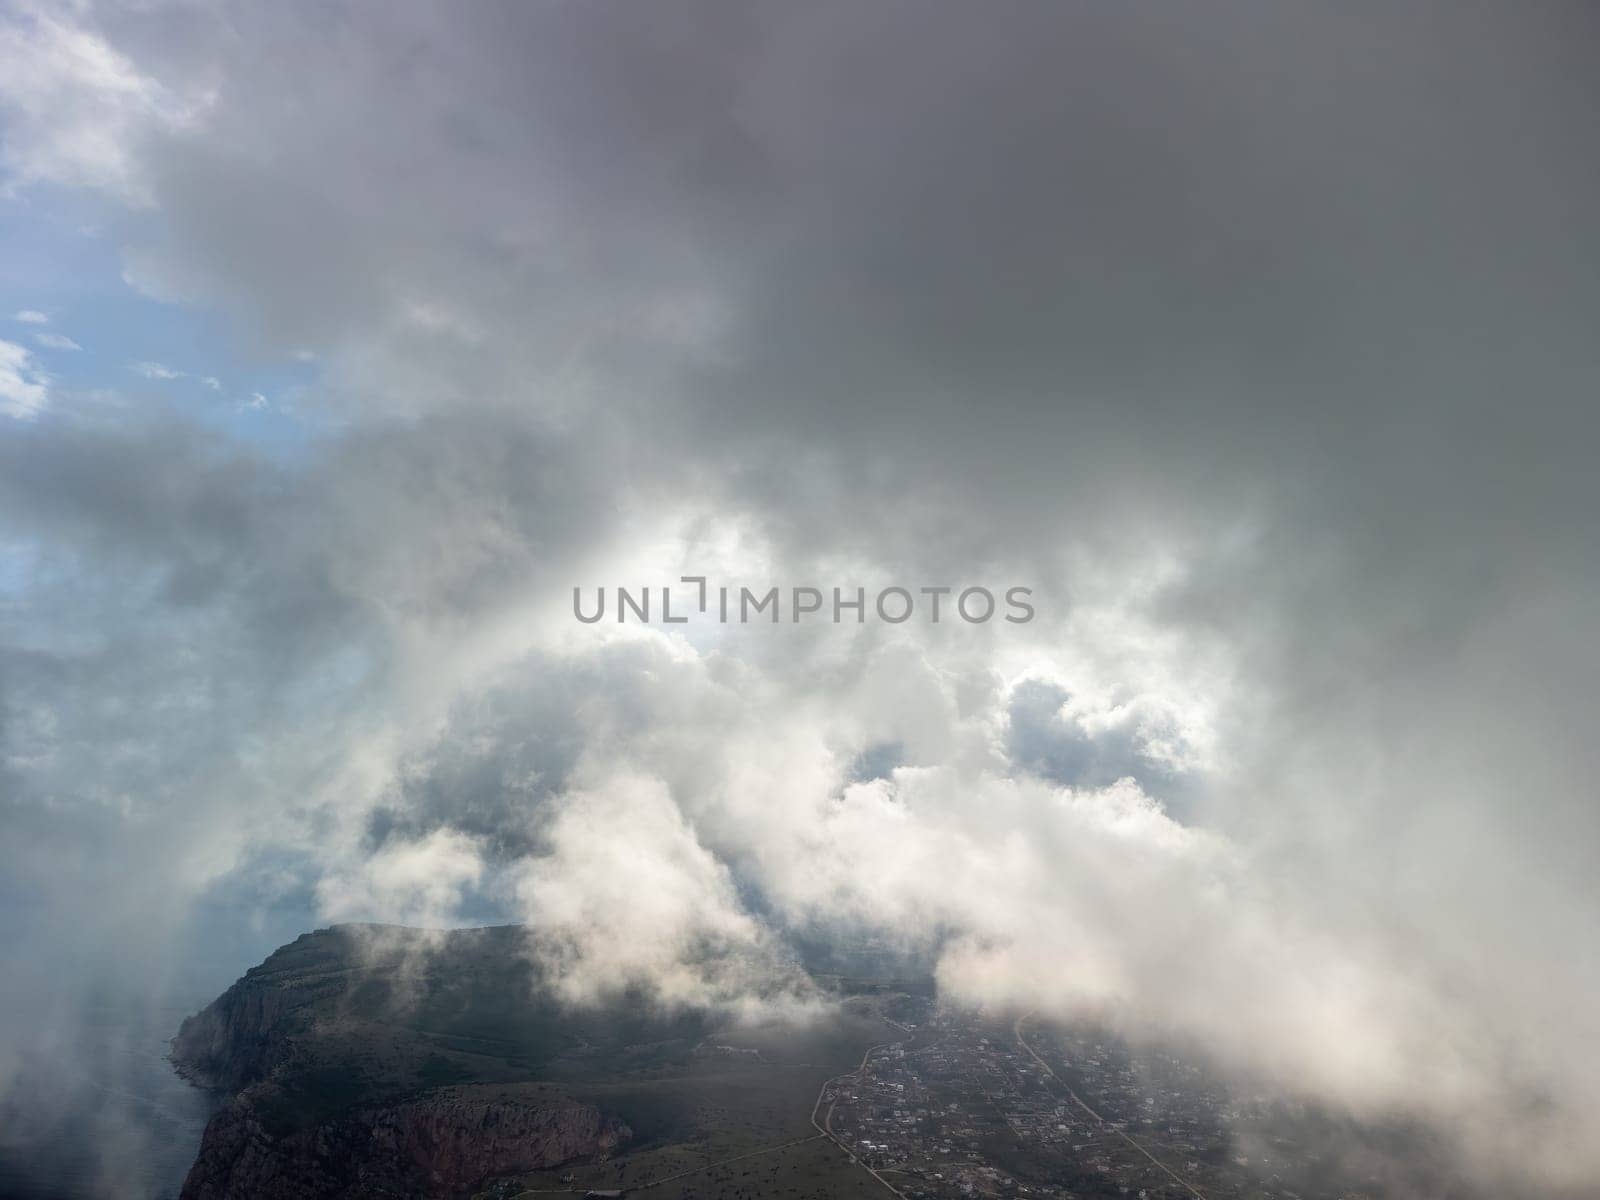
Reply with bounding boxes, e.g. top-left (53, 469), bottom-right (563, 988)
top-left (812, 1004), bottom-right (1374, 1200)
